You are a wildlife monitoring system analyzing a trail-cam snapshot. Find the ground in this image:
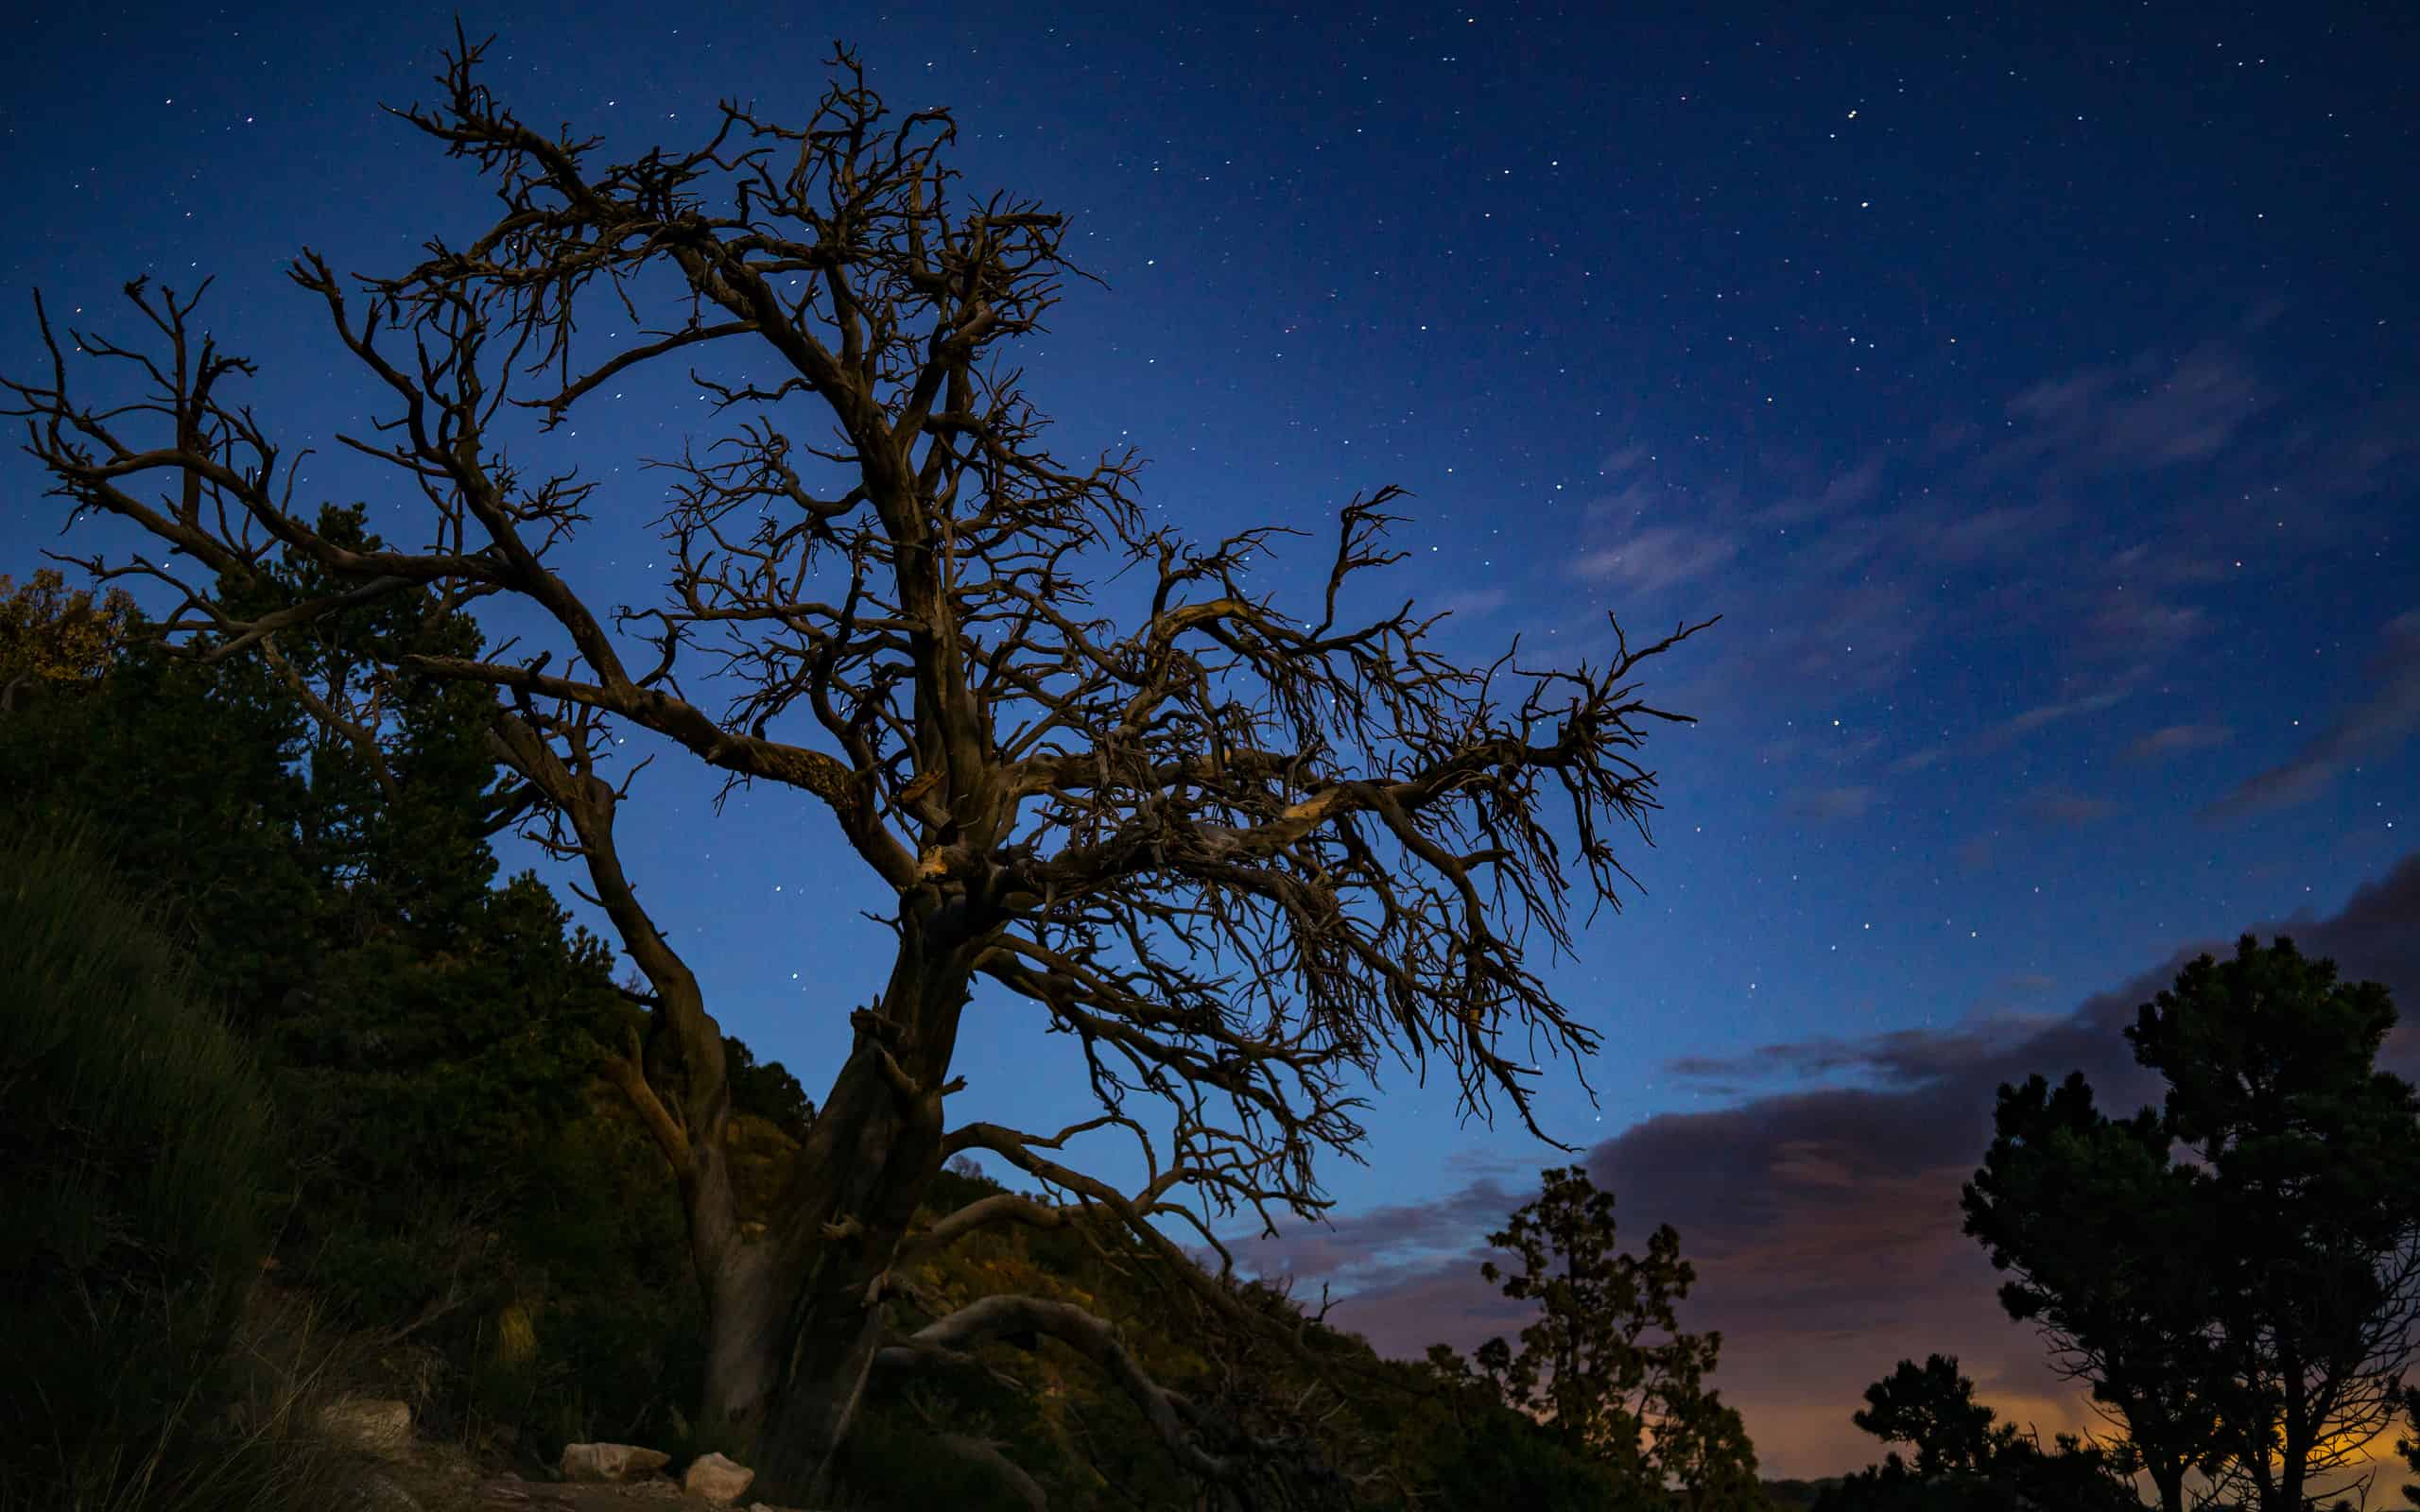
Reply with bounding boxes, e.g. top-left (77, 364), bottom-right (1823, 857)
top-left (353, 1430), bottom-right (809, 1512)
